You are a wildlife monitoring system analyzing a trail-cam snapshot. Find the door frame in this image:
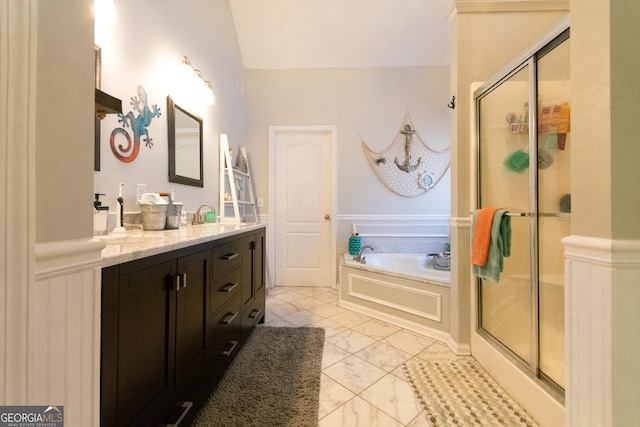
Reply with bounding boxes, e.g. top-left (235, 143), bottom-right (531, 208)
top-left (268, 125), bottom-right (337, 288)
